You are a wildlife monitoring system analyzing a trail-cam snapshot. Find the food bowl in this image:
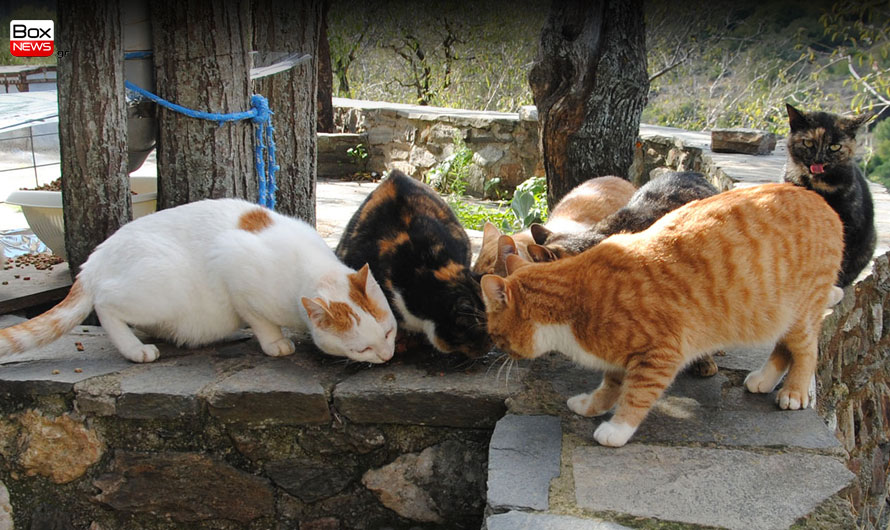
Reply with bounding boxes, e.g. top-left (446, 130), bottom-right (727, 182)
top-left (3, 176), bottom-right (157, 259)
